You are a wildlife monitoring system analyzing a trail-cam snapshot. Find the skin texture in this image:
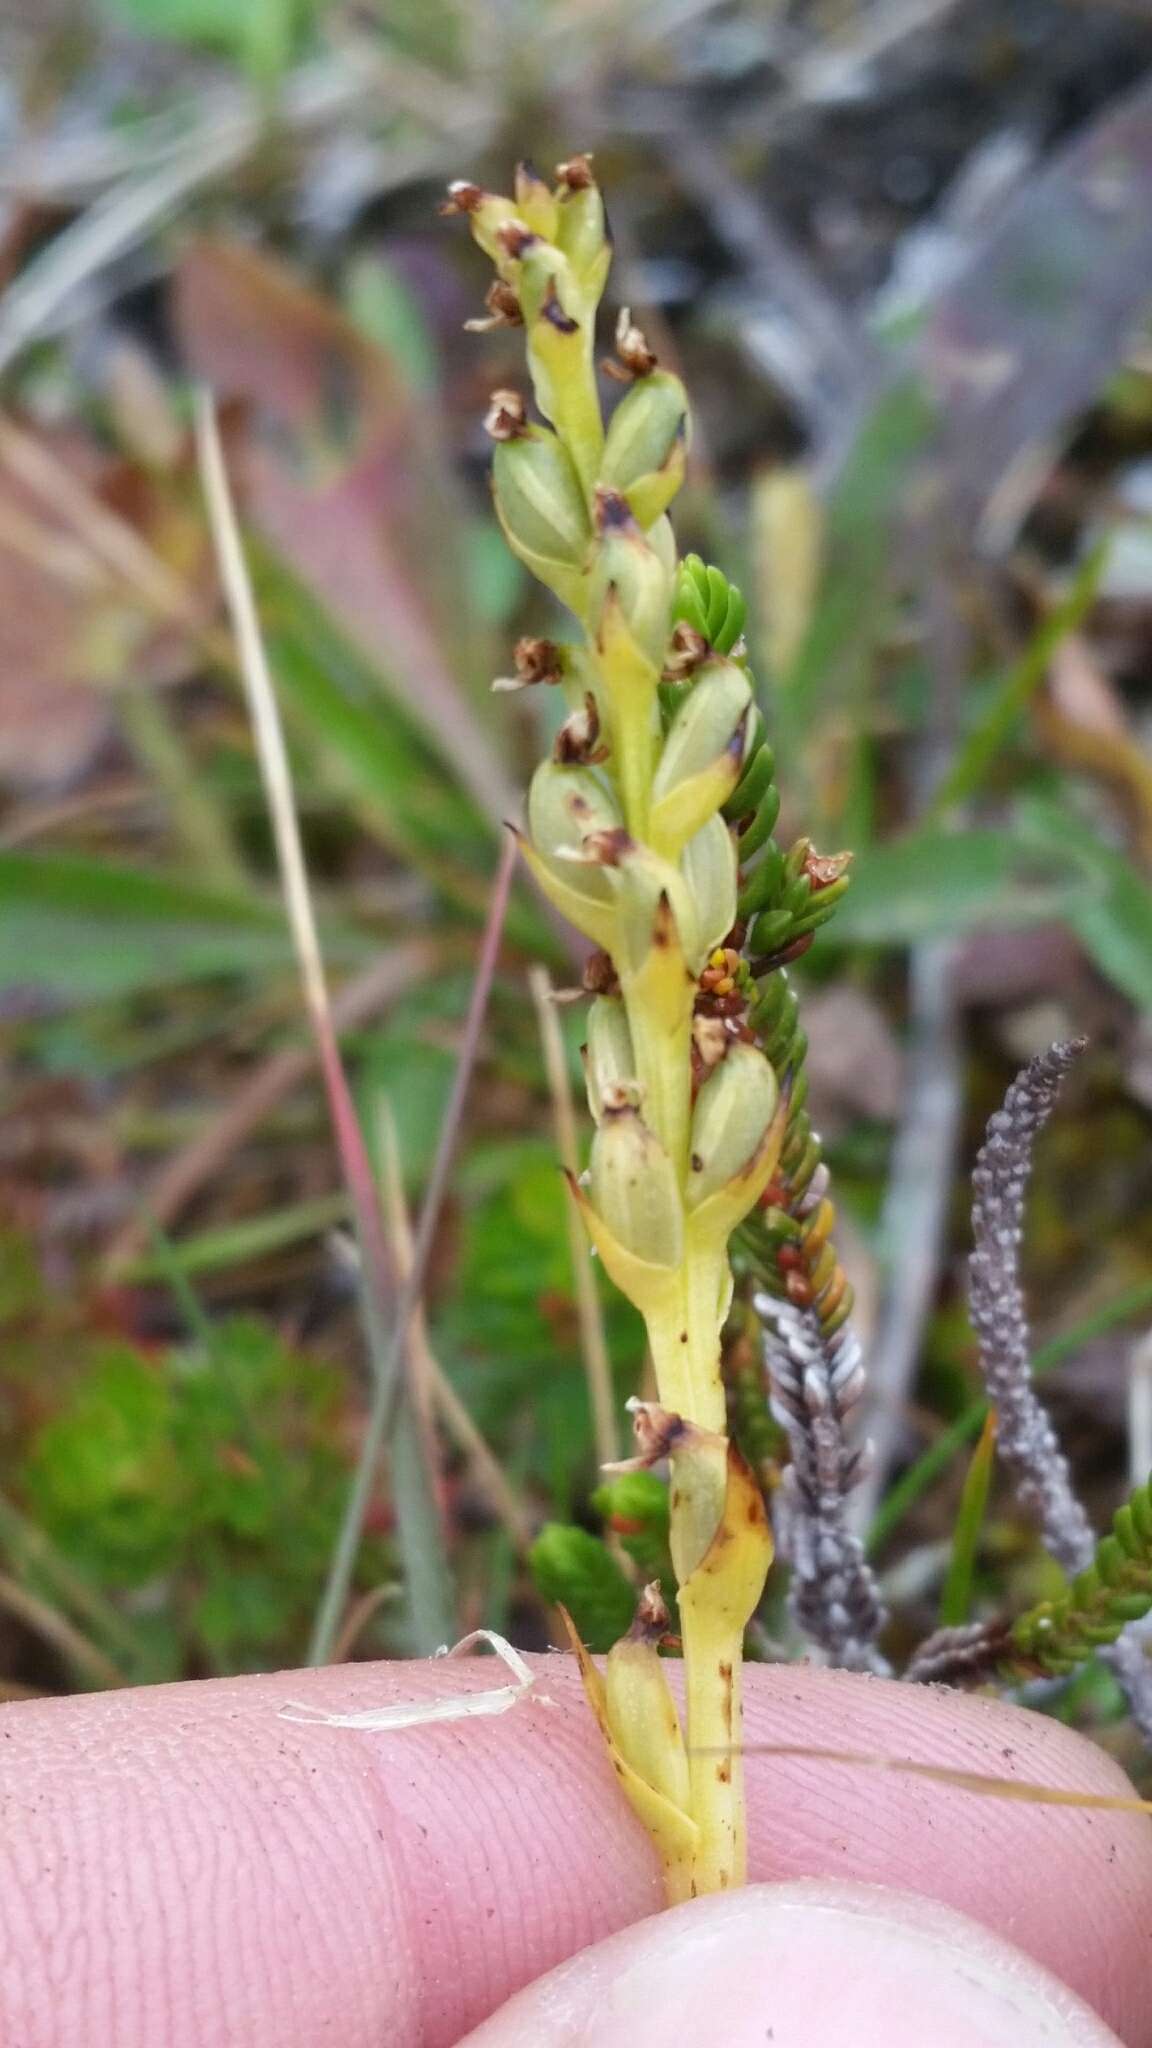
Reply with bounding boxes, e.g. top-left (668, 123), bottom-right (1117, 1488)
top-left (0, 1655), bottom-right (1149, 2047)
top-left (459, 1881), bottom-right (1127, 2047)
